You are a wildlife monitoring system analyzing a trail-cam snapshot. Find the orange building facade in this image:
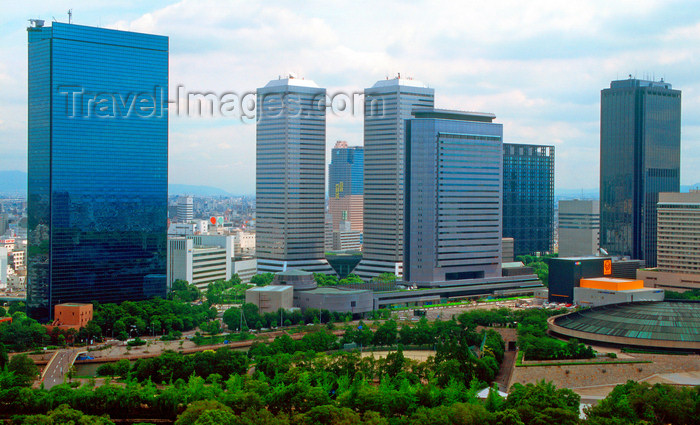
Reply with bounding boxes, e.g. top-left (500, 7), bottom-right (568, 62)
top-left (52, 303), bottom-right (93, 330)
